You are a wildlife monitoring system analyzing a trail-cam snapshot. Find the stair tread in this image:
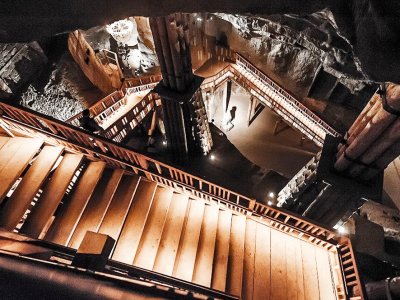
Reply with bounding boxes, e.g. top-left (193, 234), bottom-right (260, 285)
top-left (192, 204), bottom-right (219, 287)
top-left (242, 219), bottom-right (257, 300)
top-left (0, 137), bottom-right (10, 150)
top-left (270, 229), bottom-right (288, 300)
top-left (133, 186), bottom-right (174, 270)
top-left (68, 168), bottom-right (124, 249)
top-left (173, 199), bottom-right (205, 282)
top-left (211, 209), bottom-right (232, 291)
top-left (97, 175), bottom-right (140, 241)
top-left (20, 153), bottom-right (84, 238)
top-left (315, 246), bottom-right (336, 300)
top-left (44, 161), bottom-right (106, 245)
top-left (300, 239), bottom-right (320, 300)
top-left (0, 145), bottom-right (64, 230)
top-left (153, 193), bottom-right (189, 276)
top-left (226, 214), bottom-right (246, 296)
top-left (0, 137), bottom-right (43, 202)
top-left (253, 222), bottom-right (271, 300)
top-left (112, 180), bottom-right (157, 264)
